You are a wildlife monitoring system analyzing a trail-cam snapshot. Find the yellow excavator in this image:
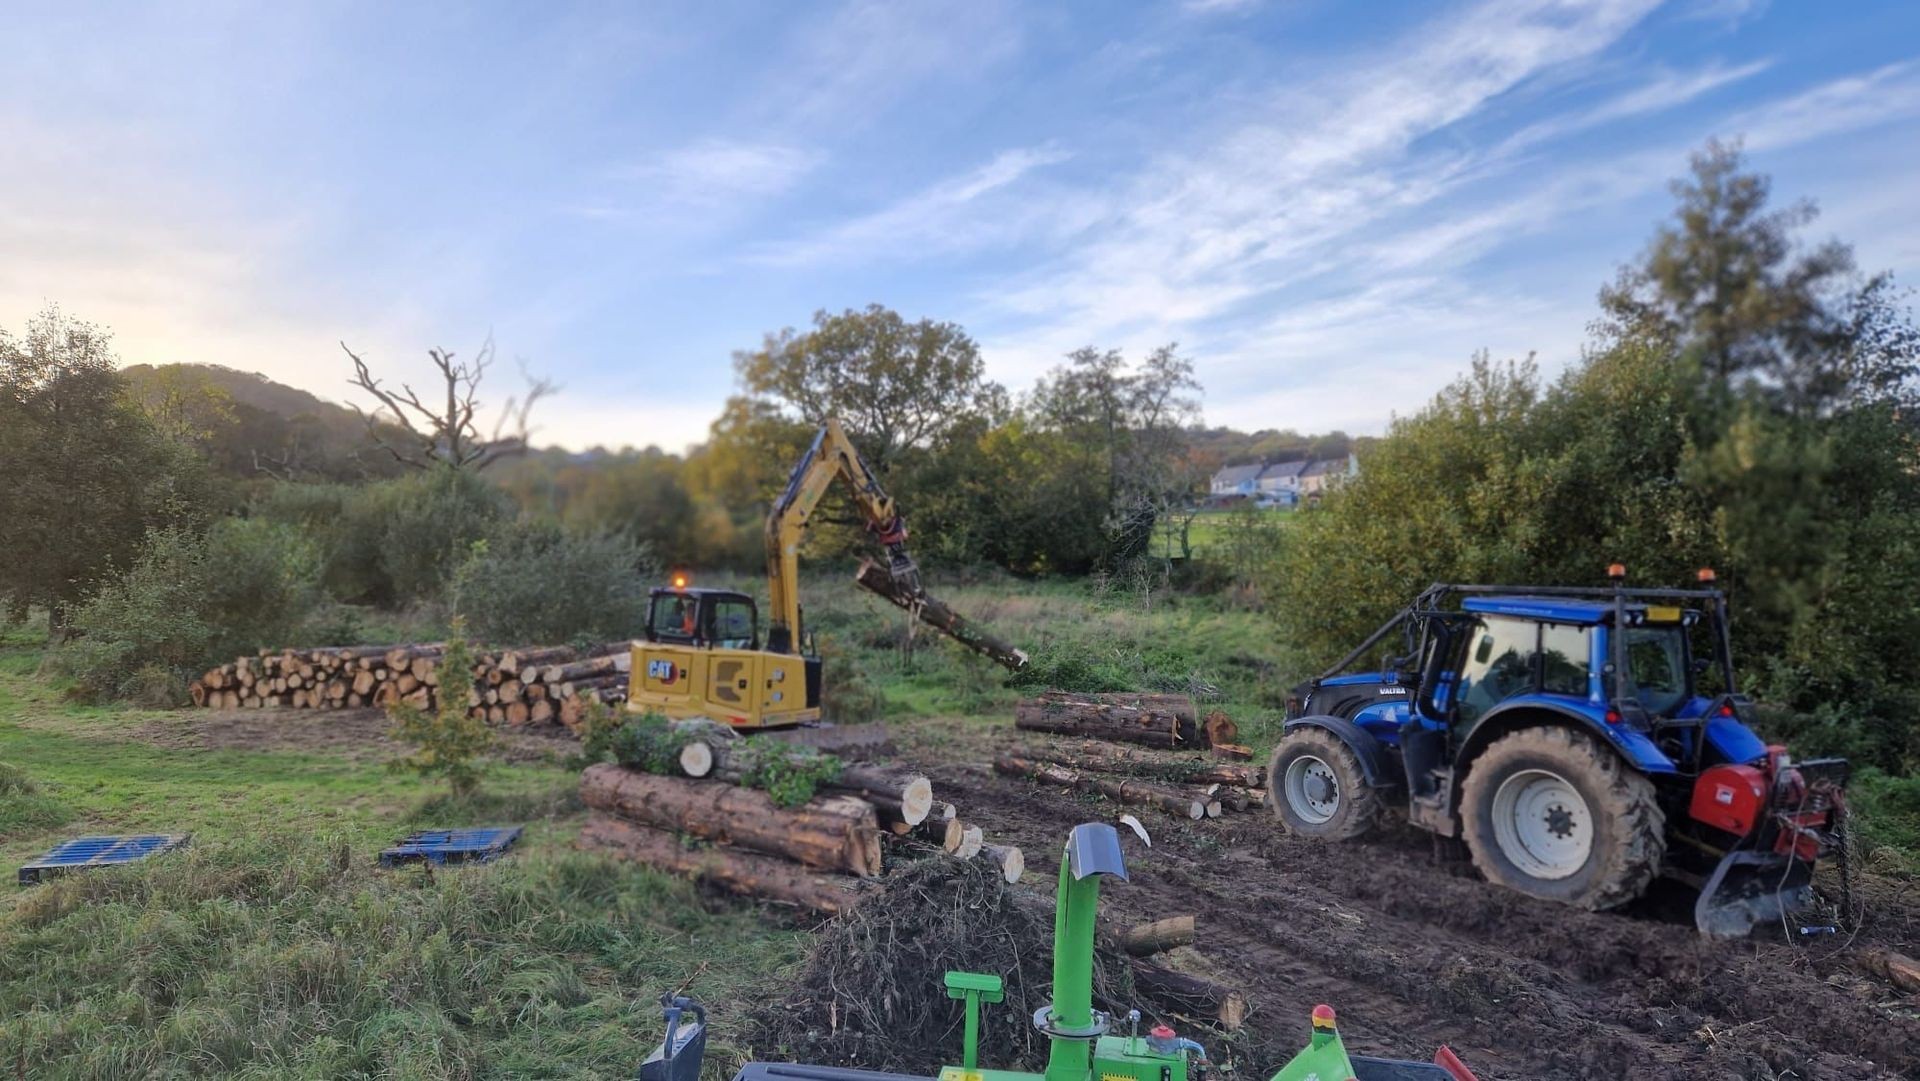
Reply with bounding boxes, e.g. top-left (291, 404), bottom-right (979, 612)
top-left (626, 418), bottom-right (1021, 730)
